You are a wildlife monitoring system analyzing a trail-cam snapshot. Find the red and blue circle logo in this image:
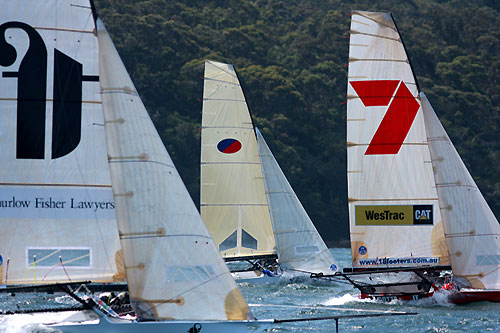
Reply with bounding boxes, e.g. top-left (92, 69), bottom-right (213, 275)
top-left (217, 138), bottom-right (242, 154)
